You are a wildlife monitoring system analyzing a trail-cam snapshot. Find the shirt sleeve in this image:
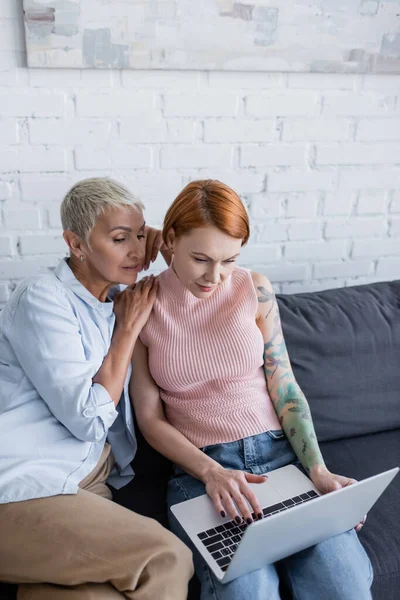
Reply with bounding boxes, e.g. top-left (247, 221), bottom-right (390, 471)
top-left (5, 282), bottom-right (118, 443)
